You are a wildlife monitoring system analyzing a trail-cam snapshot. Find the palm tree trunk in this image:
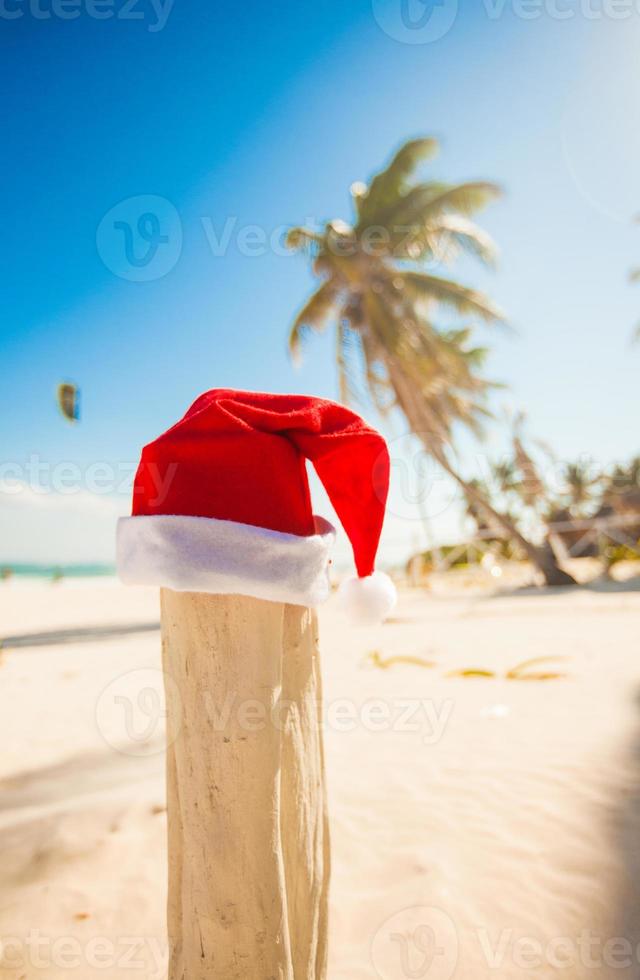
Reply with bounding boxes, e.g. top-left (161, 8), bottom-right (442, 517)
top-left (385, 359), bottom-right (576, 587)
top-left (438, 456), bottom-right (575, 587)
